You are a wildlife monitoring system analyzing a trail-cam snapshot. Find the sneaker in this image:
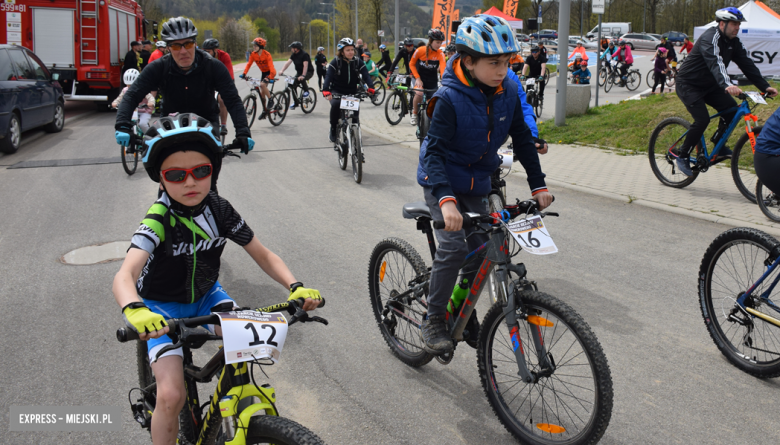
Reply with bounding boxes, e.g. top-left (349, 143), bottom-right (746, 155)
top-left (303, 91), bottom-right (310, 98)
top-left (258, 111), bottom-right (267, 120)
top-left (329, 127), bottom-right (337, 144)
top-left (675, 157), bottom-right (693, 177)
top-left (419, 314), bottom-right (453, 354)
top-left (716, 146), bottom-right (733, 160)
top-left (219, 125), bottom-right (228, 136)
top-left (289, 103), bottom-right (297, 110)
top-left (410, 114), bottom-right (418, 126)
top-left (267, 98), bottom-right (275, 108)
